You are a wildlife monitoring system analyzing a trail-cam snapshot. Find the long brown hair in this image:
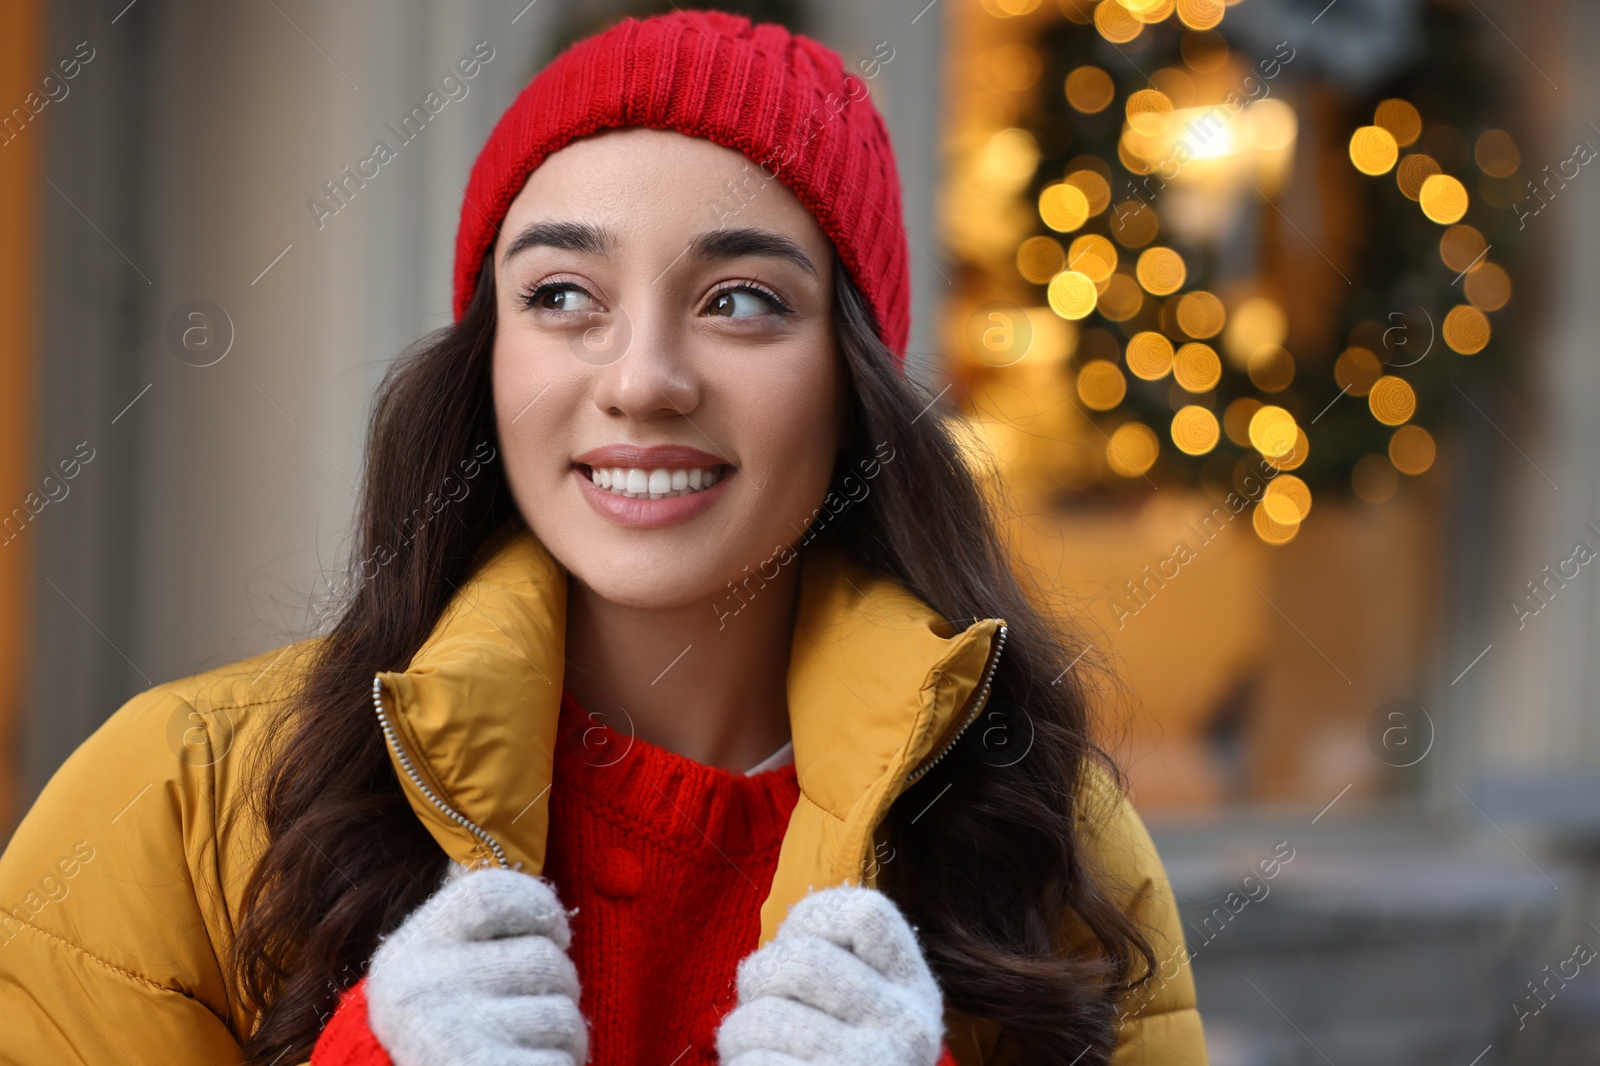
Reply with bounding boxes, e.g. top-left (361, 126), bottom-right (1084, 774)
top-left (233, 254), bottom-right (1154, 1065)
